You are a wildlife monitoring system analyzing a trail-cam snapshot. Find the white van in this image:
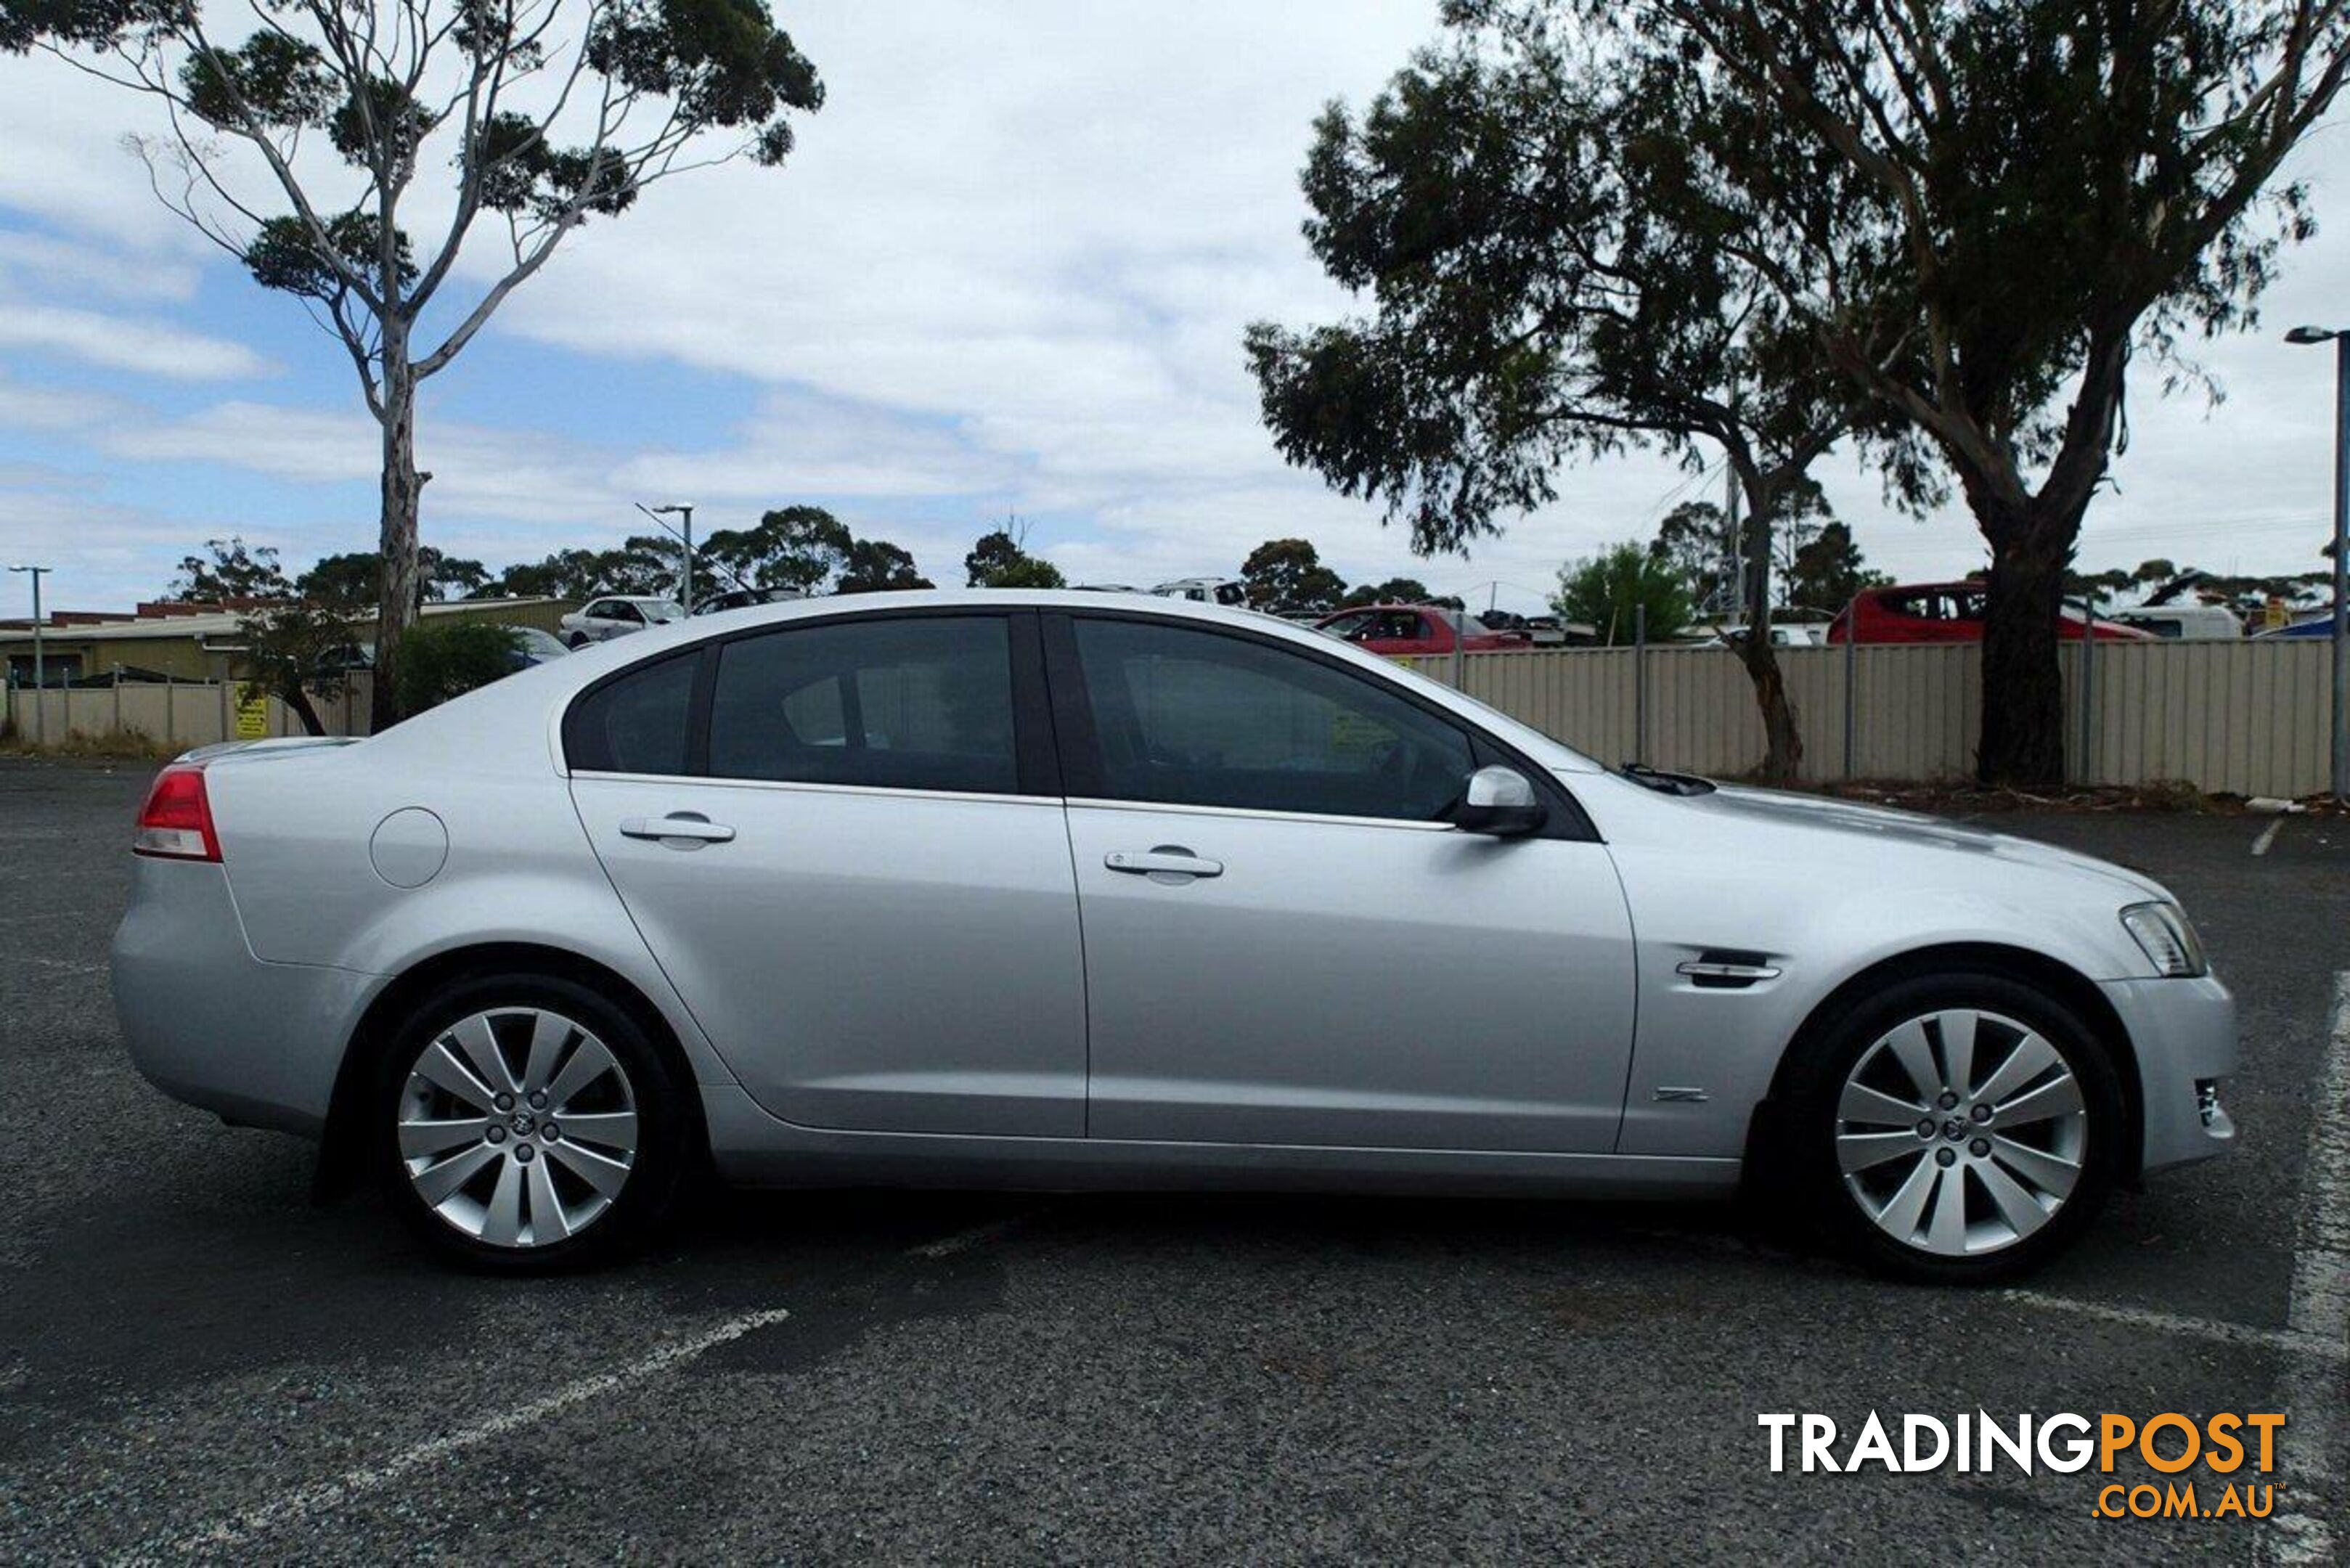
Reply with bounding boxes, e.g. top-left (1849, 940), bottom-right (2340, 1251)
top-left (1151, 576), bottom-right (1248, 607)
top-left (2105, 604), bottom-right (2243, 640)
